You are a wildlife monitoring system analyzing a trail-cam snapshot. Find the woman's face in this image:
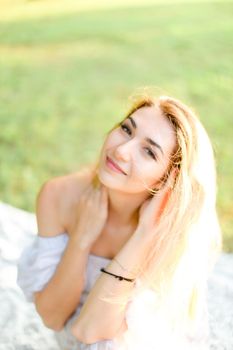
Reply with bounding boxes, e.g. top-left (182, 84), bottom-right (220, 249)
top-left (97, 105), bottom-right (176, 194)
